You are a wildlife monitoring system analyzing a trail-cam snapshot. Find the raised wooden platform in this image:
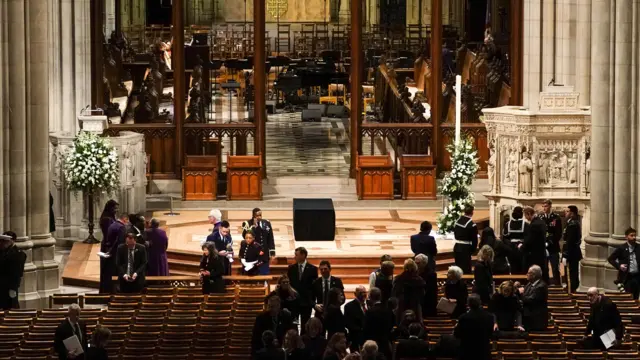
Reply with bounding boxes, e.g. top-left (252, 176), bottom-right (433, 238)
top-left (62, 209), bottom-right (489, 288)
